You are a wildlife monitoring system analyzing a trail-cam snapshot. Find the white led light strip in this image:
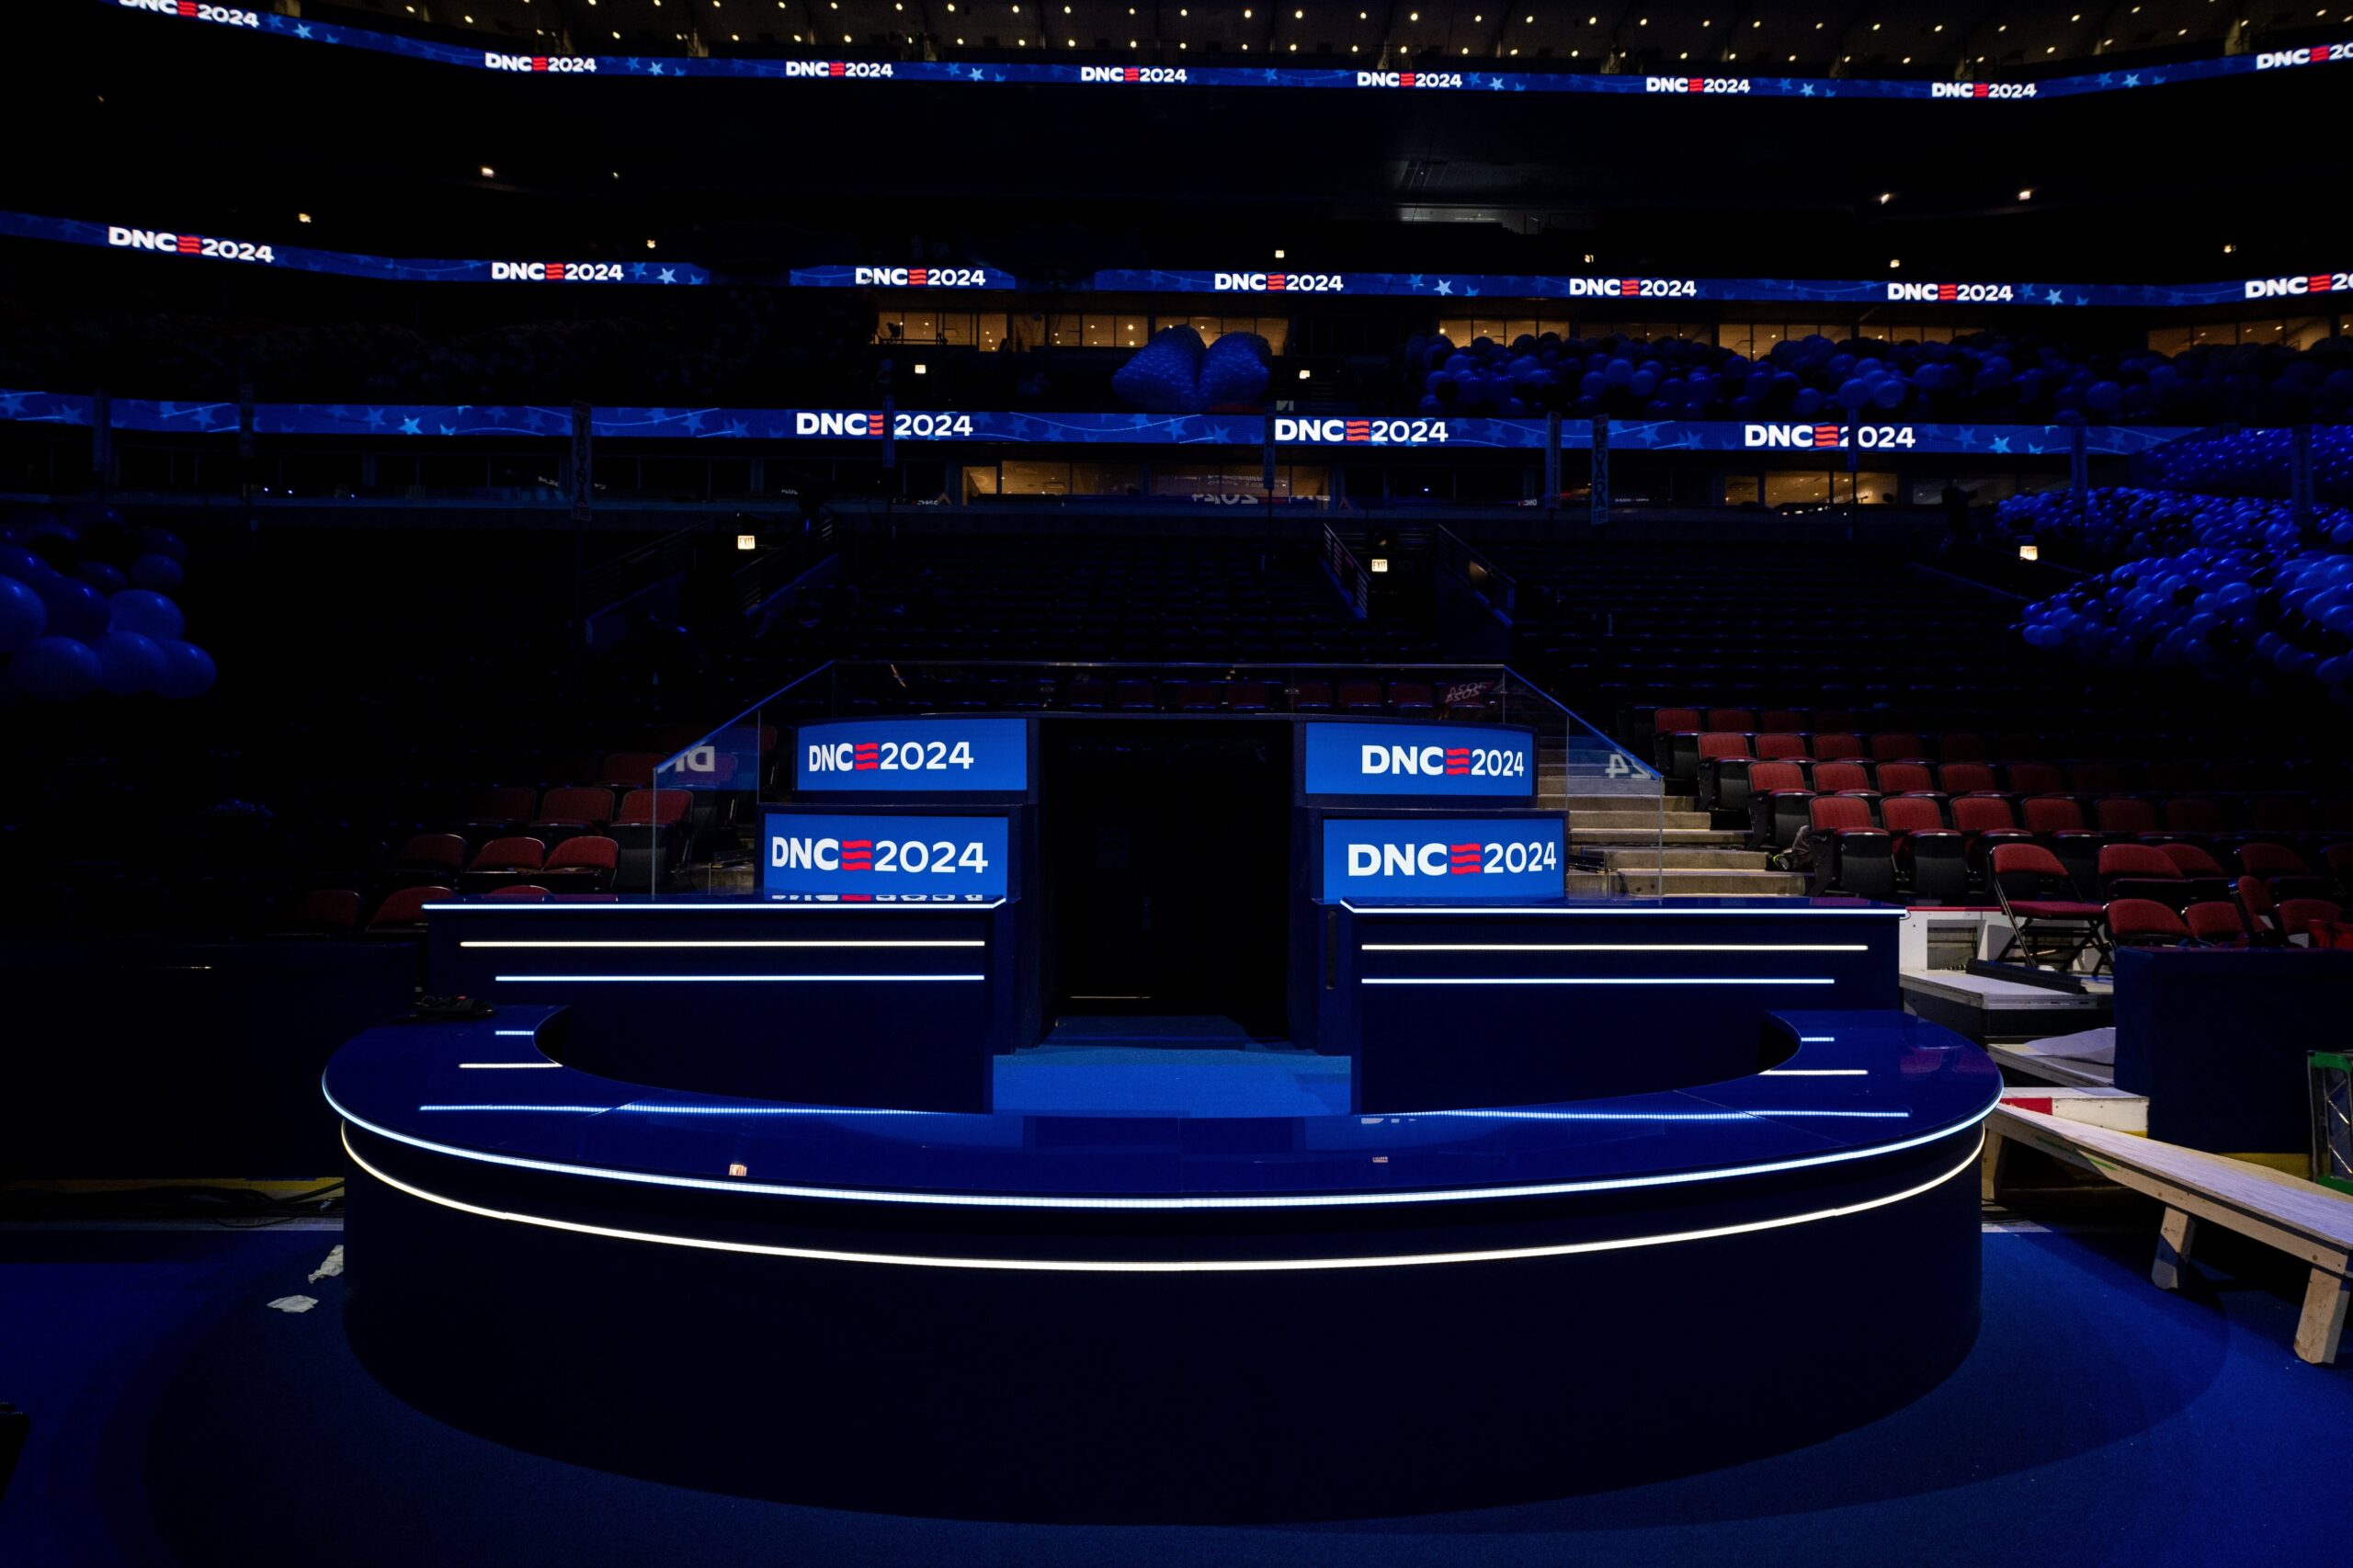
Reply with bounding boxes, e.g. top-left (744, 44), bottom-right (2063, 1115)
top-left (342, 1129), bottom-right (1980, 1275)
top-left (462, 939), bottom-right (984, 949)
top-left (492, 973), bottom-right (985, 983)
top-left (1362, 977), bottom-right (1836, 986)
top-left (324, 1085), bottom-right (1994, 1211)
top-left (1361, 943), bottom-right (1868, 953)
top-left (1340, 903), bottom-right (1901, 917)
top-left (424, 900), bottom-right (1007, 912)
